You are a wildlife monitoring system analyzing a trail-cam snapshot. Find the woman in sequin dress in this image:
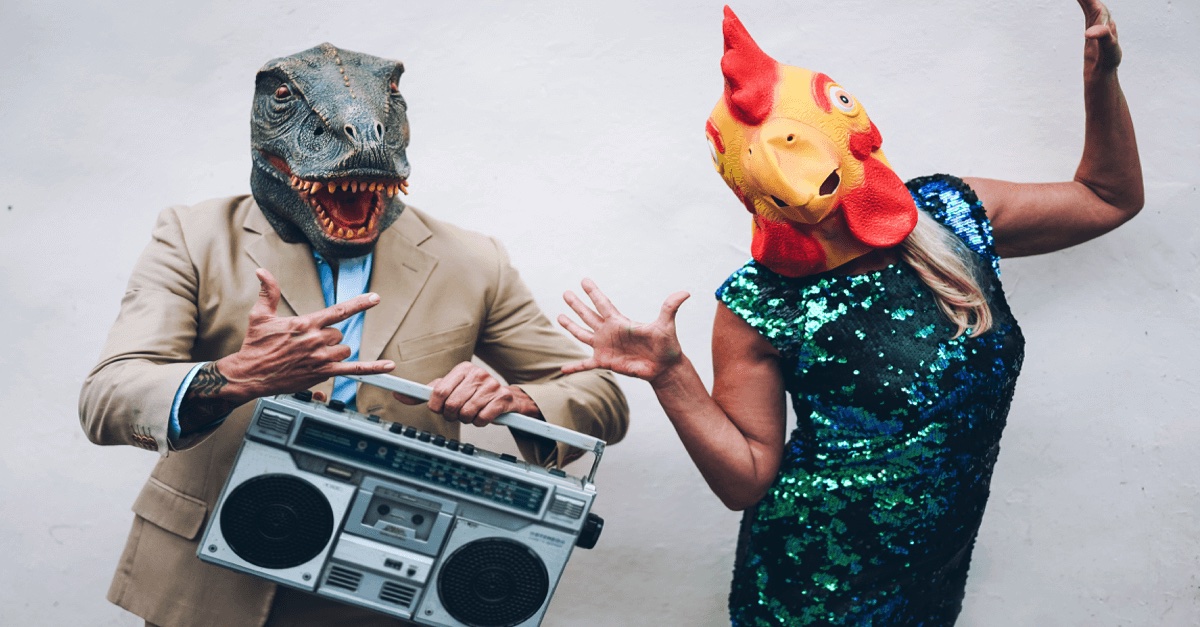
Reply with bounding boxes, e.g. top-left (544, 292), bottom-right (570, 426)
top-left (558, 2), bottom-right (1142, 625)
